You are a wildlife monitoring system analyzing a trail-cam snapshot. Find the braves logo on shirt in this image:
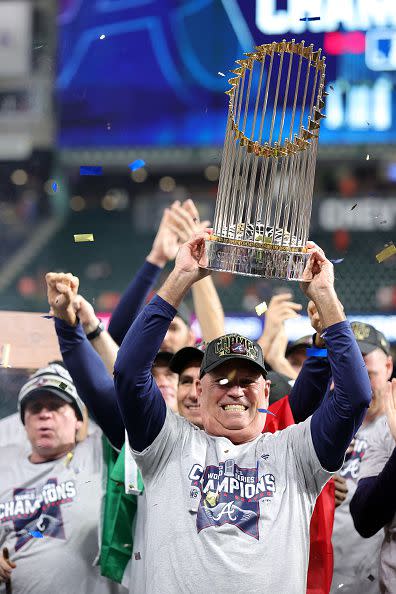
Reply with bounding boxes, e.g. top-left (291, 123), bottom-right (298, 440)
top-left (0, 478), bottom-right (77, 550)
top-left (188, 460), bottom-right (276, 540)
top-left (340, 437), bottom-right (367, 481)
